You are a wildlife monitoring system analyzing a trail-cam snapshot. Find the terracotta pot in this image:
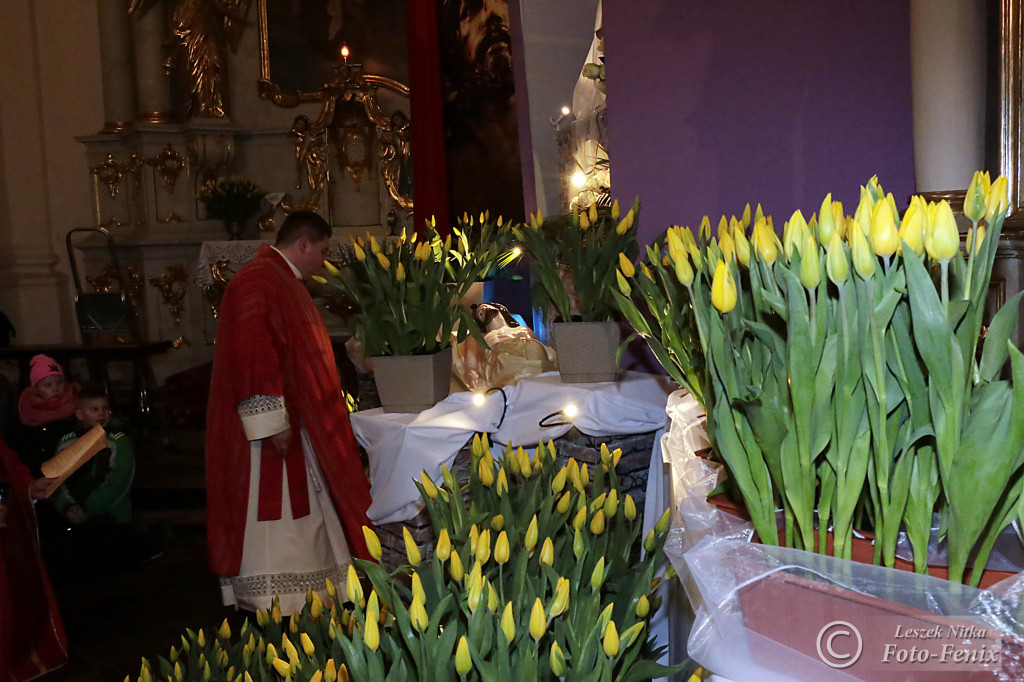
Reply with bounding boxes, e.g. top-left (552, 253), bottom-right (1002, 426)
top-left (551, 321), bottom-right (619, 383)
top-left (372, 347), bottom-right (452, 413)
top-left (707, 494), bottom-right (1017, 588)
